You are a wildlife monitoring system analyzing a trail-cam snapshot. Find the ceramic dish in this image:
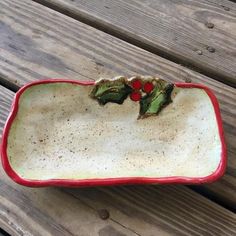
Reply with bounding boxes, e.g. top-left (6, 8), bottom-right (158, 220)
top-left (1, 77), bottom-right (226, 187)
